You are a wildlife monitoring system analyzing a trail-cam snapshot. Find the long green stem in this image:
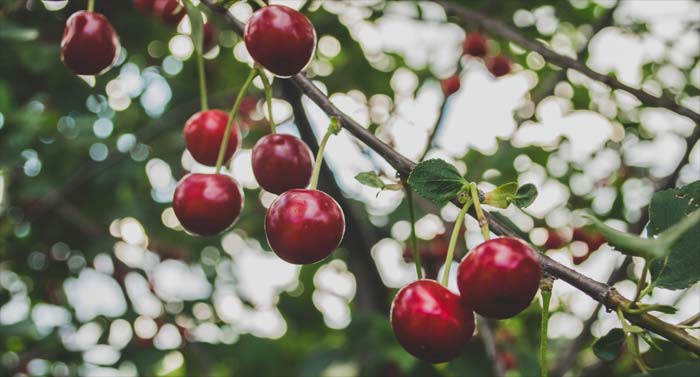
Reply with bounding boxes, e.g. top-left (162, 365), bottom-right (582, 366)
top-left (470, 183), bottom-right (490, 240)
top-left (633, 260), bottom-right (649, 304)
top-left (441, 201), bottom-right (470, 286)
top-left (540, 288), bottom-right (552, 377)
top-left (87, 0), bottom-right (95, 12)
top-left (215, 68), bottom-right (257, 174)
top-left (197, 51), bottom-right (208, 111)
top-left (406, 188), bottom-right (422, 279)
top-left (257, 67), bottom-right (276, 134)
top-left (308, 118), bottom-right (340, 190)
